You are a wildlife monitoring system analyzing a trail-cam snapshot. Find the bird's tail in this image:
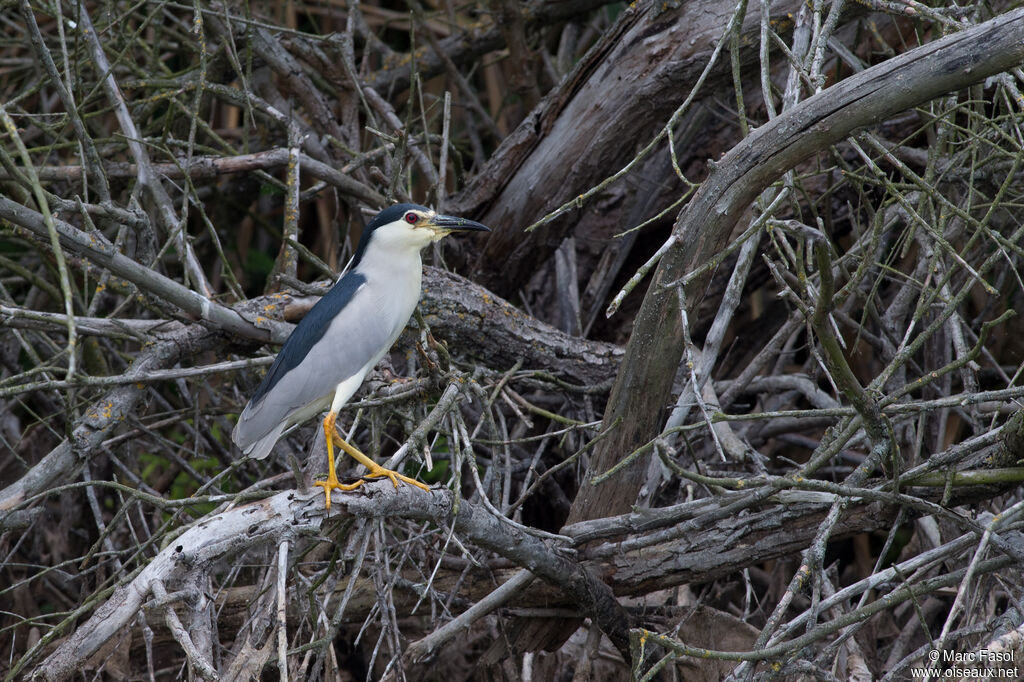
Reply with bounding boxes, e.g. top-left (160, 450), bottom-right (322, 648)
top-left (232, 411), bottom-right (286, 460)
